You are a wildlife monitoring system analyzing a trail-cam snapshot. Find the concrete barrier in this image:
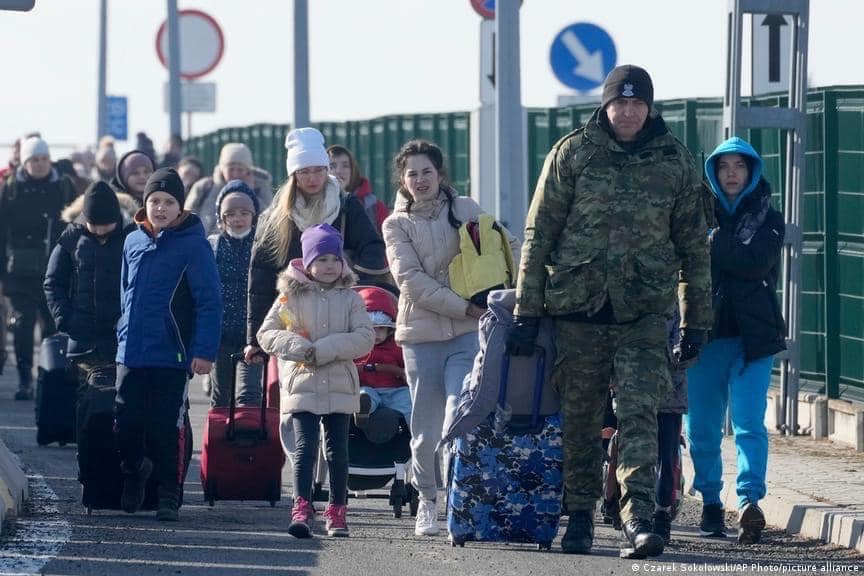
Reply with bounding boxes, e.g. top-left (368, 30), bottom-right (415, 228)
top-left (0, 439), bottom-right (28, 534)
